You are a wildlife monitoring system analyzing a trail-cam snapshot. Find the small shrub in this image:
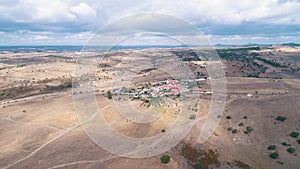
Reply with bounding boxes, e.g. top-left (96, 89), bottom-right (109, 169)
top-left (281, 142), bottom-right (291, 146)
top-left (22, 110), bottom-right (26, 113)
top-left (243, 116), bottom-right (248, 119)
top-left (227, 127), bottom-right (232, 131)
top-left (106, 91), bottom-right (112, 99)
top-left (287, 147), bottom-right (296, 153)
top-left (290, 132), bottom-right (299, 138)
top-left (245, 126), bottom-right (253, 134)
top-left (297, 139), bottom-right (300, 144)
top-left (189, 114), bottom-right (196, 120)
top-left (275, 116), bottom-right (286, 122)
top-left (226, 116), bottom-right (231, 119)
top-left (160, 155), bottom-right (170, 164)
top-left (267, 145), bottom-right (277, 150)
top-left (246, 126), bottom-right (253, 132)
top-left (238, 122), bottom-right (244, 126)
top-left (269, 152), bottom-right (279, 159)
top-left (161, 129), bottom-right (166, 133)
top-left (232, 129), bottom-right (238, 134)
top-left (194, 162), bottom-right (204, 169)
